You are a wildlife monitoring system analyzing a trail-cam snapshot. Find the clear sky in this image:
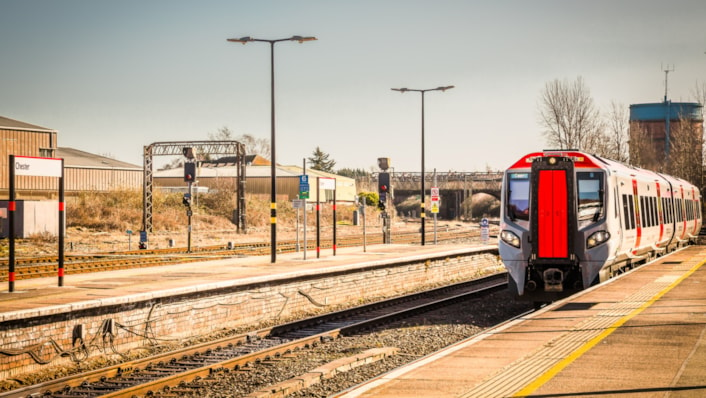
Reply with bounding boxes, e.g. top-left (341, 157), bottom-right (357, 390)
top-left (2, 0), bottom-right (705, 173)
